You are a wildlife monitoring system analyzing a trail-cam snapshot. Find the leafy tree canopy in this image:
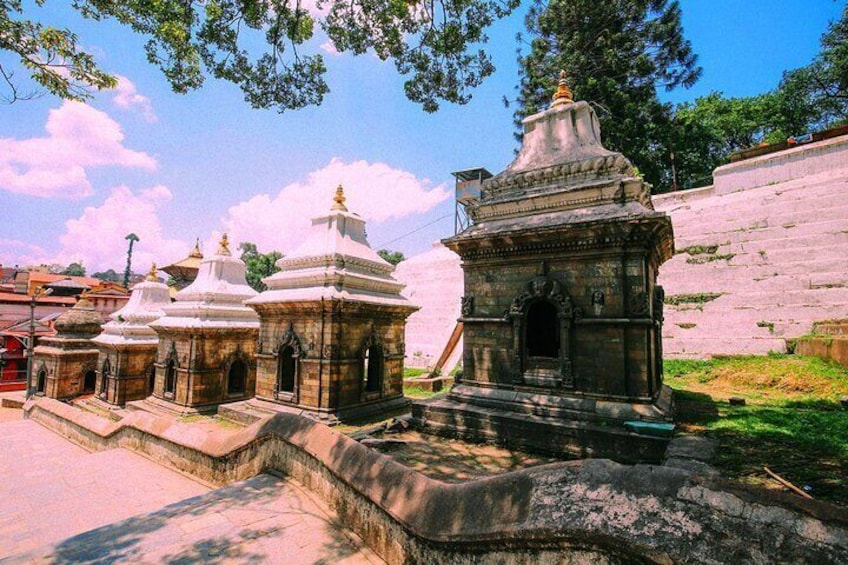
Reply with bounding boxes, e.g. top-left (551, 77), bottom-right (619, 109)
top-left (514, 0), bottom-right (701, 190)
top-left (1, 0), bottom-right (519, 111)
top-left (61, 261), bottom-right (86, 276)
top-left (92, 268), bottom-right (121, 282)
top-left (377, 248), bottom-right (405, 265)
top-left (669, 6), bottom-right (848, 191)
top-left (239, 241), bottom-right (282, 292)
